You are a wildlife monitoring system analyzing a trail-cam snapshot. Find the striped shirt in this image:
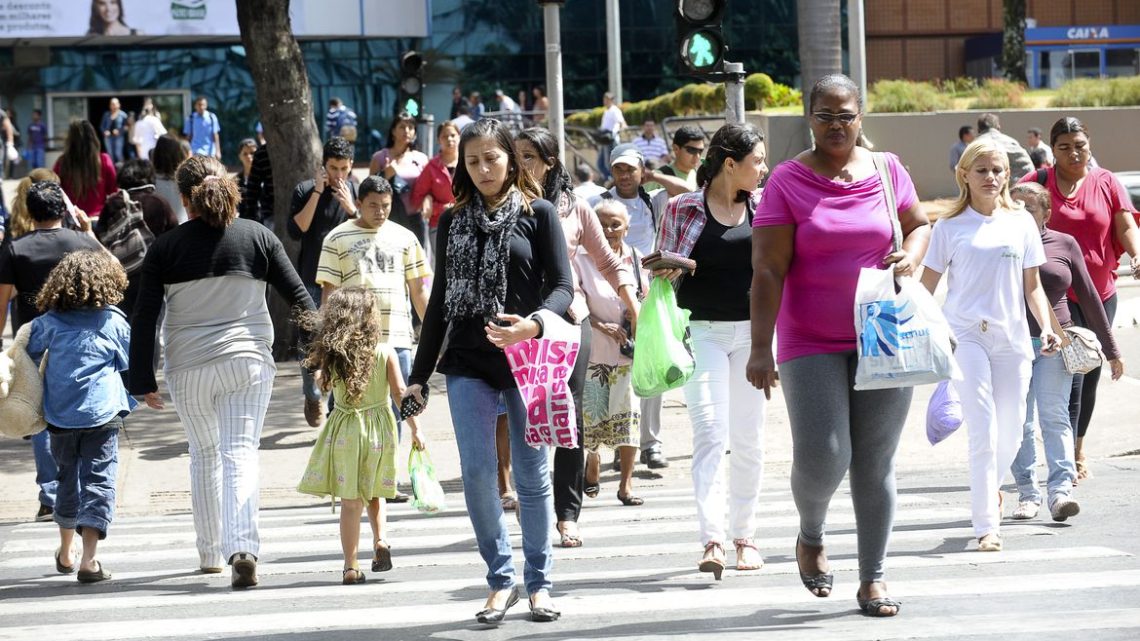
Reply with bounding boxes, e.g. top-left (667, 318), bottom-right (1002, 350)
top-left (316, 220), bottom-right (432, 349)
top-left (633, 134), bottom-right (669, 163)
